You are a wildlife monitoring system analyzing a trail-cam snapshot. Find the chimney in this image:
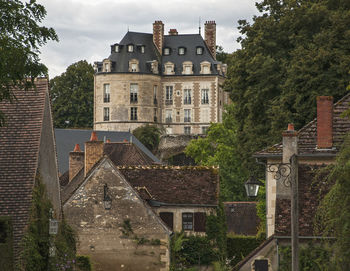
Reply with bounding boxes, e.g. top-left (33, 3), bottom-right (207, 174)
top-left (69, 144), bottom-right (84, 181)
top-left (85, 131), bottom-right (104, 176)
top-left (168, 29), bottom-right (178, 35)
top-left (153, 20), bottom-right (164, 55)
top-left (317, 96), bottom-right (333, 149)
top-left (204, 21), bottom-right (216, 60)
